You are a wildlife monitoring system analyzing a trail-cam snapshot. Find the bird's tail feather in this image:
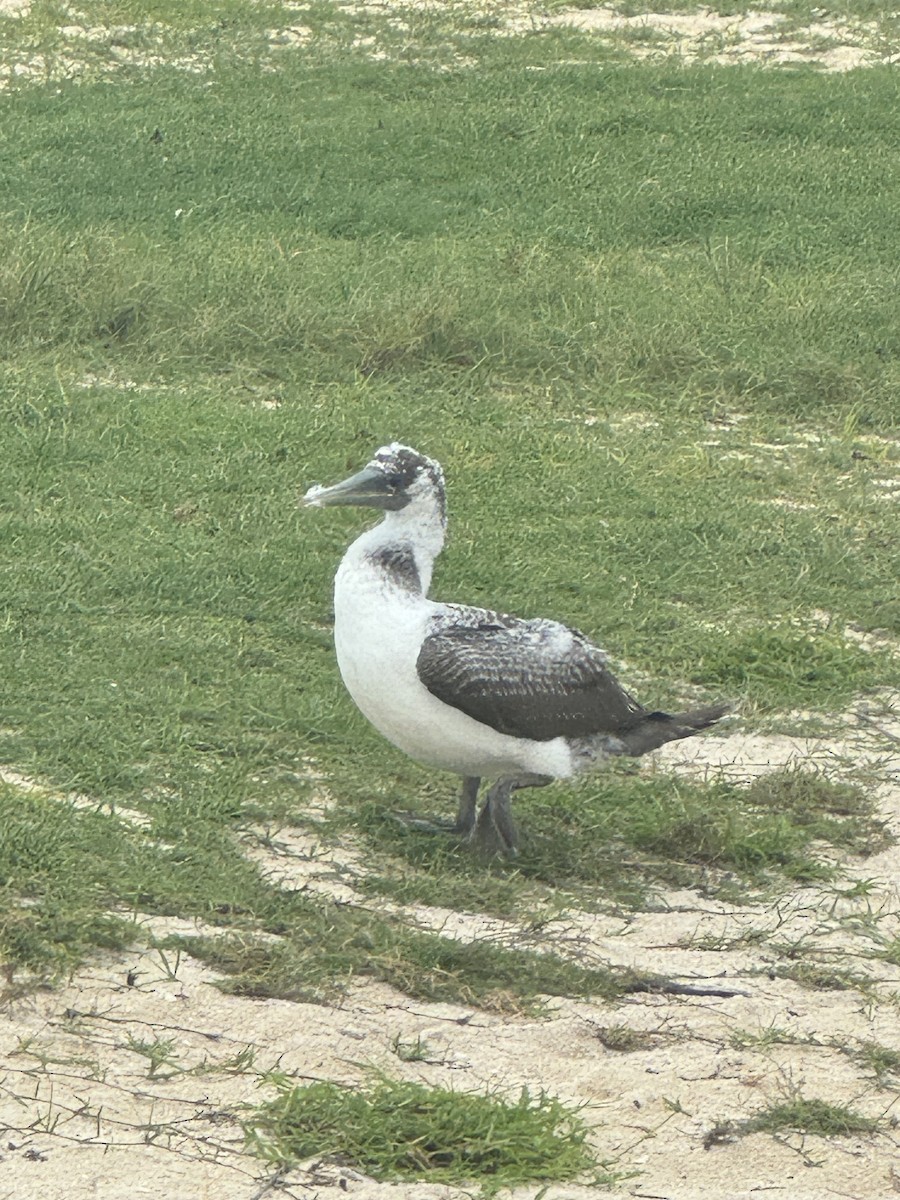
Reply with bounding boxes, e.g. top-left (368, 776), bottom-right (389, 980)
top-left (612, 703), bottom-right (730, 757)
